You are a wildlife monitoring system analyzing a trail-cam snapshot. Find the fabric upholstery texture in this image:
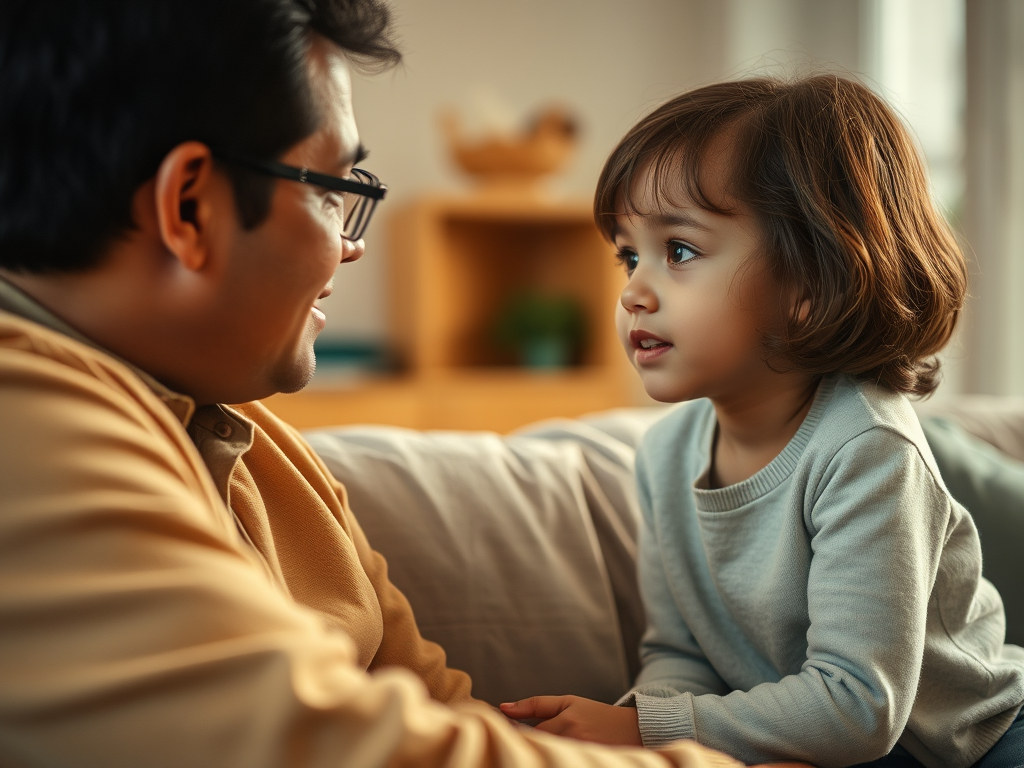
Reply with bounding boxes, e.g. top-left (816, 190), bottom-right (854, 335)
top-left (306, 411), bottom-right (663, 705)
top-left (920, 417), bottom-right (1024, 645)
top-left (306, 400), bottom-right (1024, 707)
